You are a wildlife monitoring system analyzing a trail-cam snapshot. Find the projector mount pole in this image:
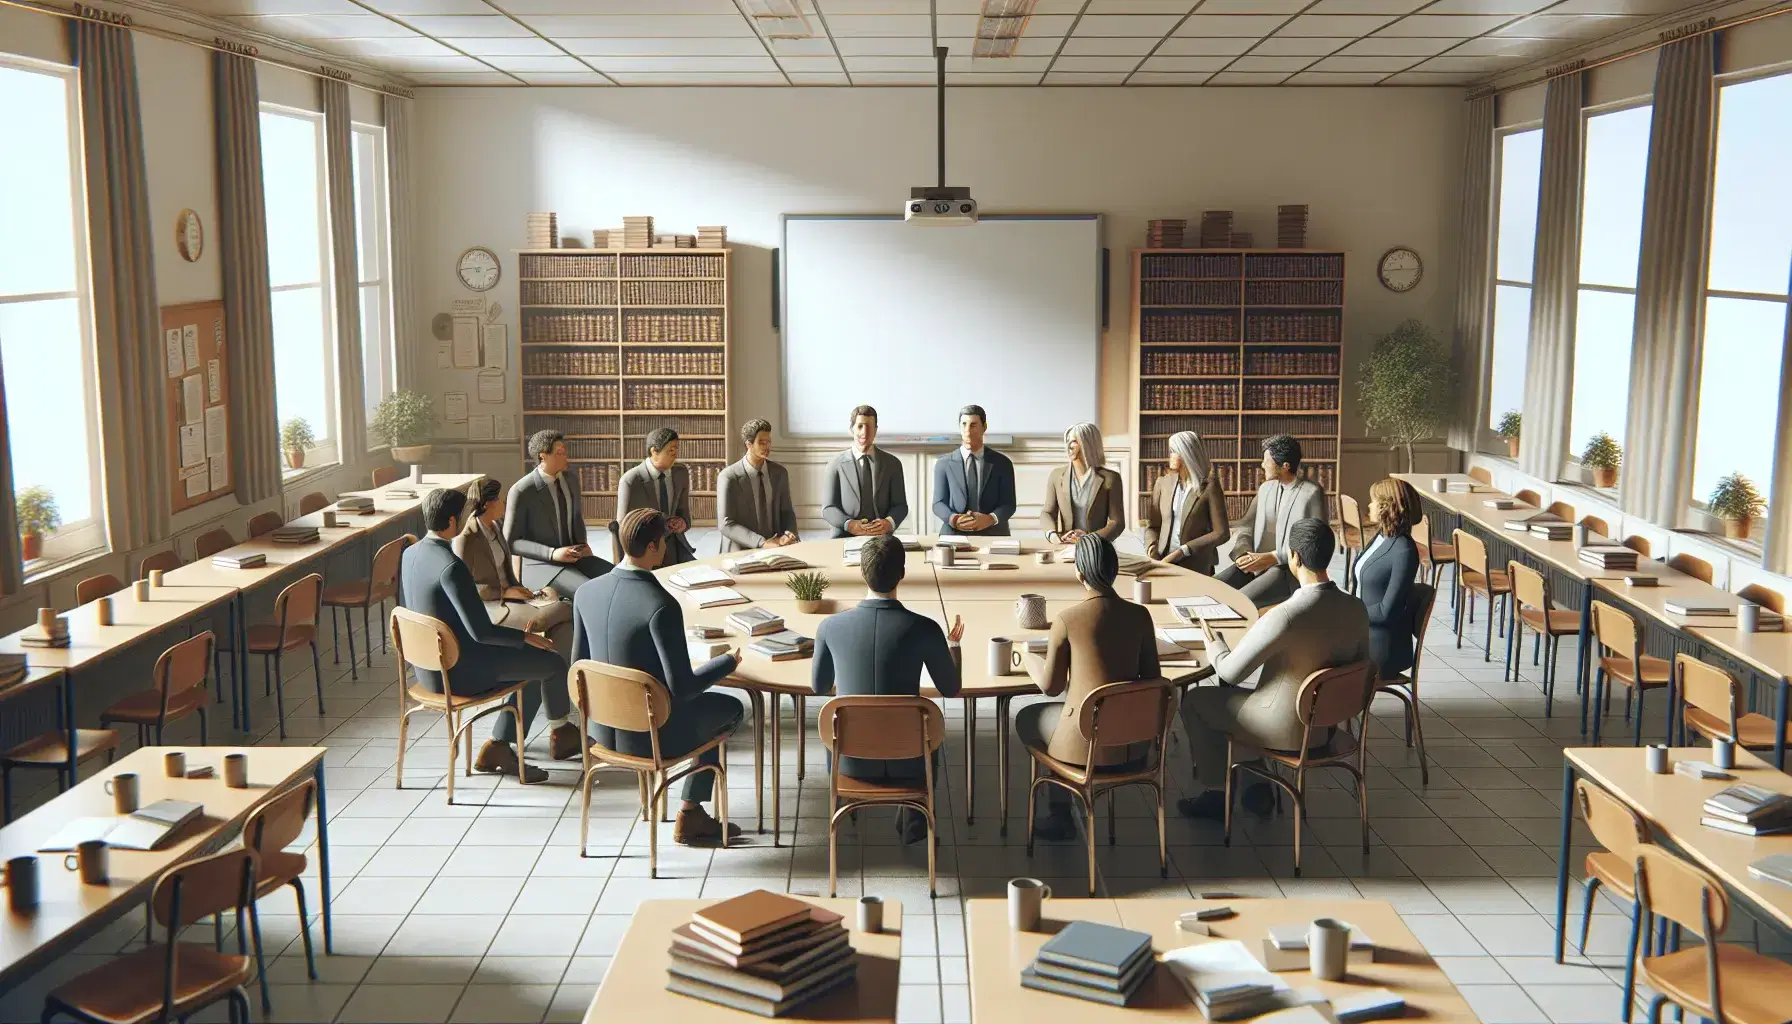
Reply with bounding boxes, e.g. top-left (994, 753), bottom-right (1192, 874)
top-left (936, 45), bottom-right (947, 189)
